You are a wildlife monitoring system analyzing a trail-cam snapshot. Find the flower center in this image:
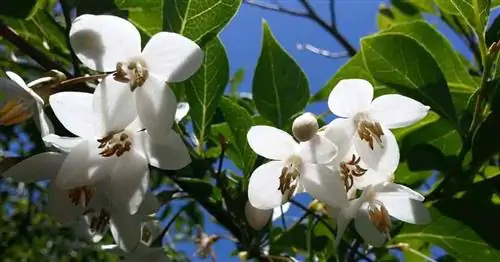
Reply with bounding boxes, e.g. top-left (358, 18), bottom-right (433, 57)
top-left (0, 98), bottom-right (33, 126)
top-left (97, 131), bottom-right (133, 157)
top-left (367, 201), bottom-right (391, 236)
top-left (339, 154), bottom-right (368, 191)
top-left (278, 155), bottom-right (303, 201)
top-left (354, 113), bottom-right (384, 150)
top-left (114, 58), bottom-right (149, 91)
top-left (141, 226), bottom-right (153, 244)
top-left (67, 185), bottom-right (96, 206)
top-left (87, 208), bottom-right (111, 233)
